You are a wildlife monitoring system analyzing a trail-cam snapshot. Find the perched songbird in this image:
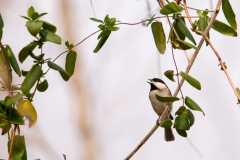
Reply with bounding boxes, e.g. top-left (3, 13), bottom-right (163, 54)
top-left (148, 78), bottom-right (175, 141)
